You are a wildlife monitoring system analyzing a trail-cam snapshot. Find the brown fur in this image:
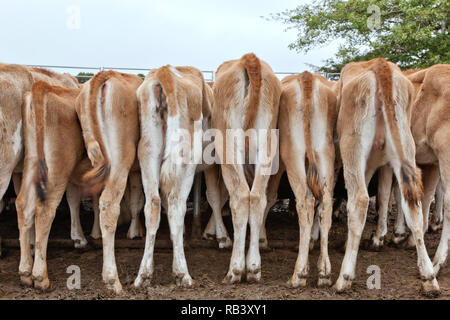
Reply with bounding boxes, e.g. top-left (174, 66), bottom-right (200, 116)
top-left (278, 71), bottom-right (338, 286)
top-left (80, 71), bottom-right (142, 195)
top-left (0, 64), bottom-right (78, 204)
top-left (369, 59), bottom-right (422, 208)
top-left (29, 81), bottom-right (83, 202)
top-left (155, 66), bottom-right (177, 116)
top-left (30, 67), bottom-right (58, 78)
top-left (401, 163), bottom-right (424, 207)
top-left (241, 53), bottom-right (262, 131)
top-left (31, 81), bottom-right (51, 201)
top-left (211, 54), bottom-right (280, 283)
top-left (370, 59), bottom-right (403, 158)
top-left (299, 71), bottom-right (323, 201)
